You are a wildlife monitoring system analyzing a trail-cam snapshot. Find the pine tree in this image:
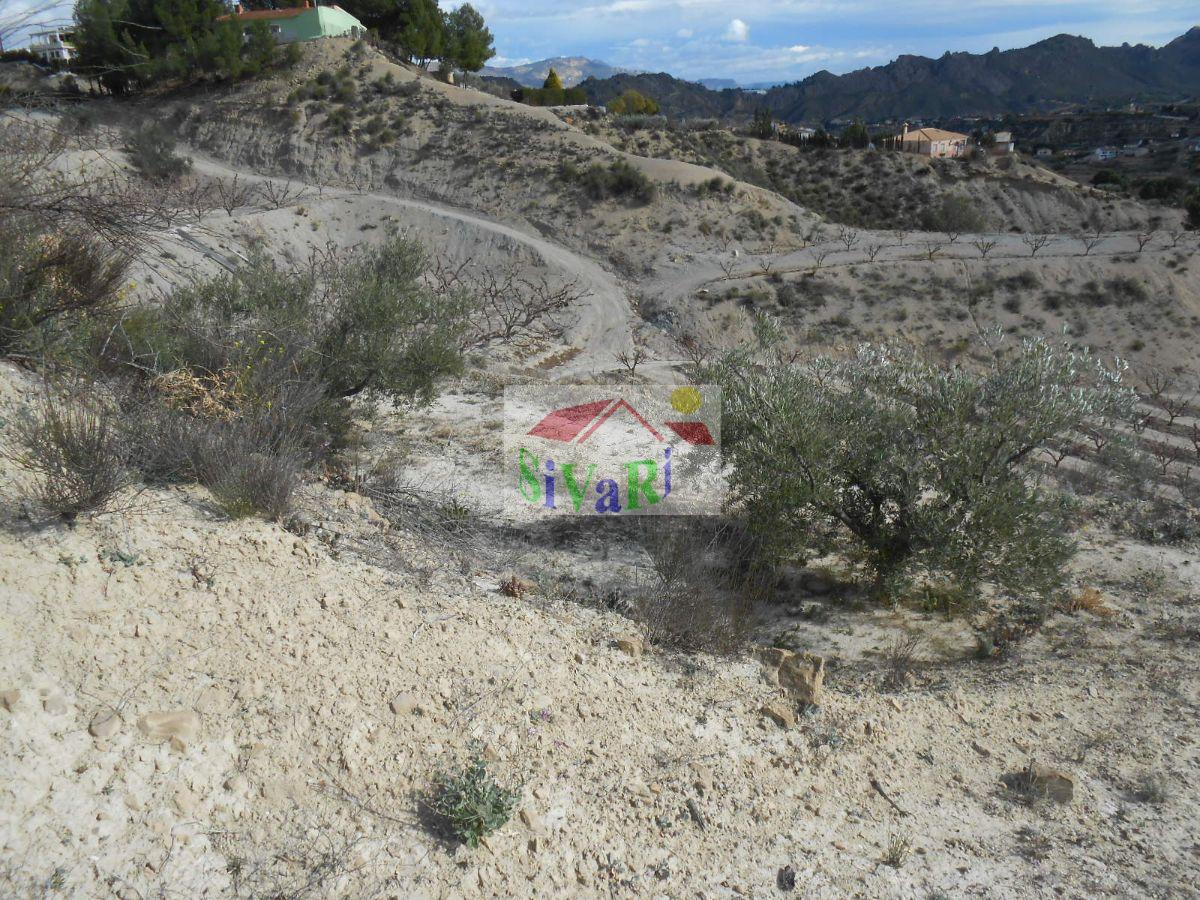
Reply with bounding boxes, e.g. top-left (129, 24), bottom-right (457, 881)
top-left (444, 3), bottom-right (493, 72)
top-left (397, 0), bottom-right (445, 67)
top-left (543, 68), bottom-right (563, 90)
